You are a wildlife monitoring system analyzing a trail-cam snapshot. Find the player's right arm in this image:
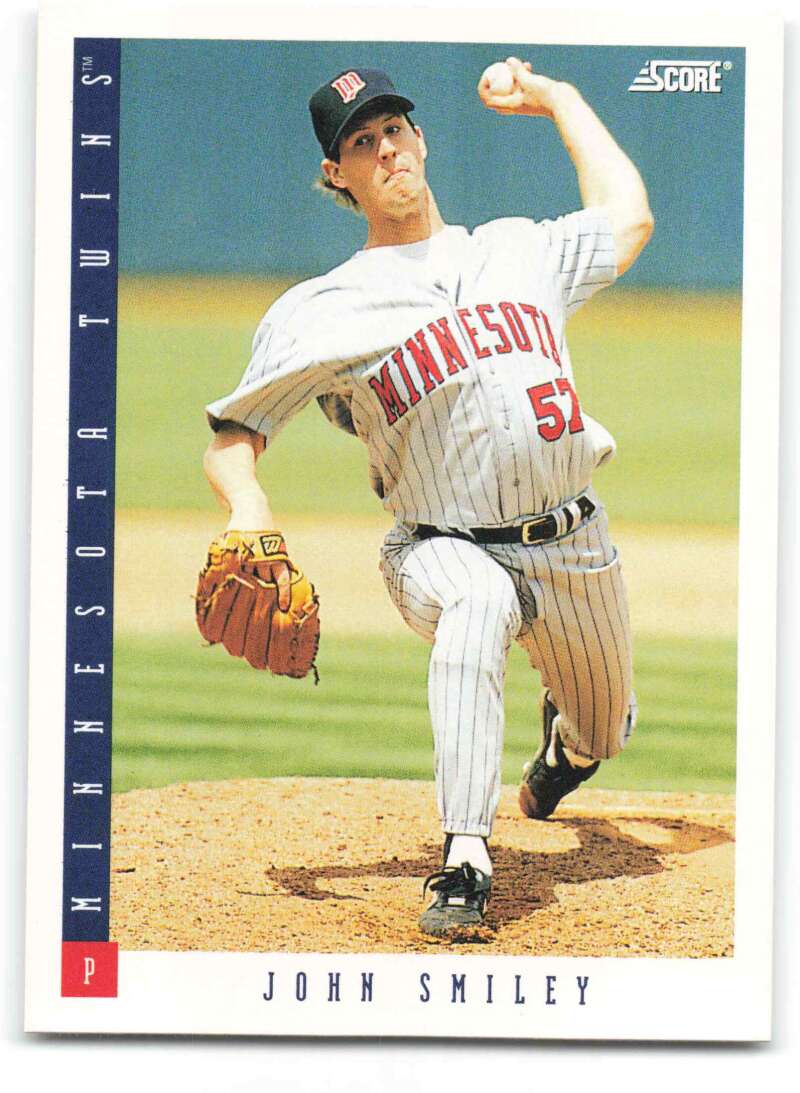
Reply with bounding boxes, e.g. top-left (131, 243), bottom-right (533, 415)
top-left (546, 82), bottom-right (653, 275)
top-left (202, 421), bottom-right (292, 610)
